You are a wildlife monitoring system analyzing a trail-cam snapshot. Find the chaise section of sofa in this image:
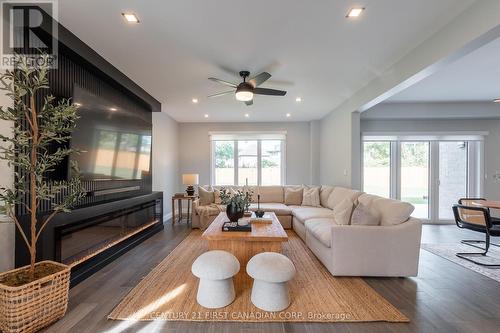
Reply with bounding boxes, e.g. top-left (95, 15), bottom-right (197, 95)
top-left (304, 193), bottom-right (422, 277)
